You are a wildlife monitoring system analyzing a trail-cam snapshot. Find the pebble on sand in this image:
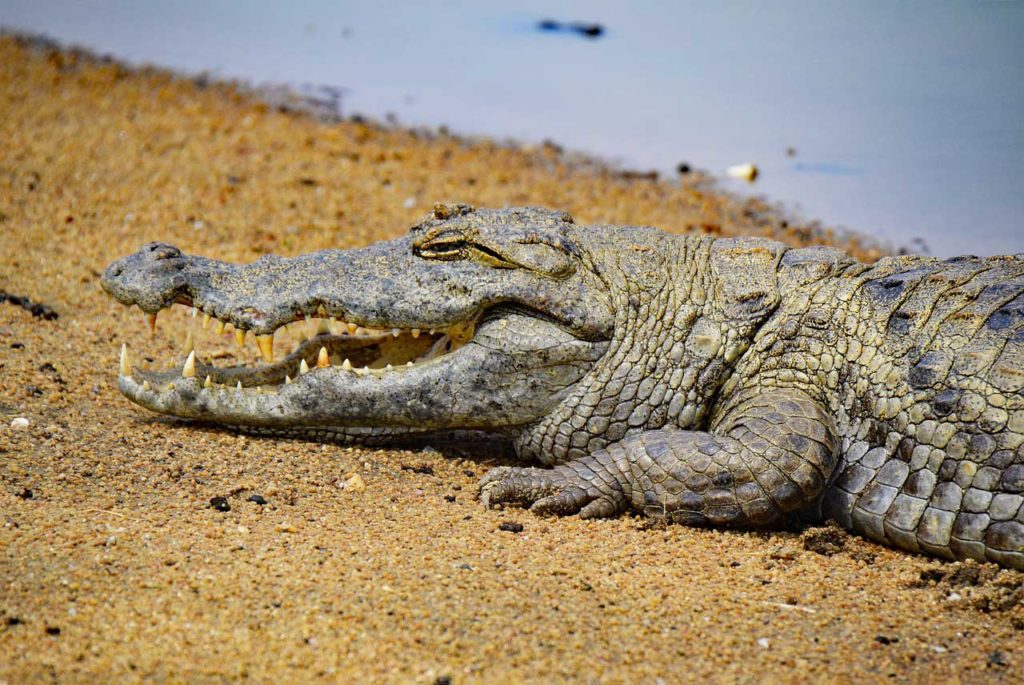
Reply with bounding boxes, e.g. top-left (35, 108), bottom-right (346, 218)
top-left (10, 417), bottom-right (30, 431)
top-left (726, 162), bottom-right (759, 182)
top-left (209, 496), bottom-right (231, 512)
